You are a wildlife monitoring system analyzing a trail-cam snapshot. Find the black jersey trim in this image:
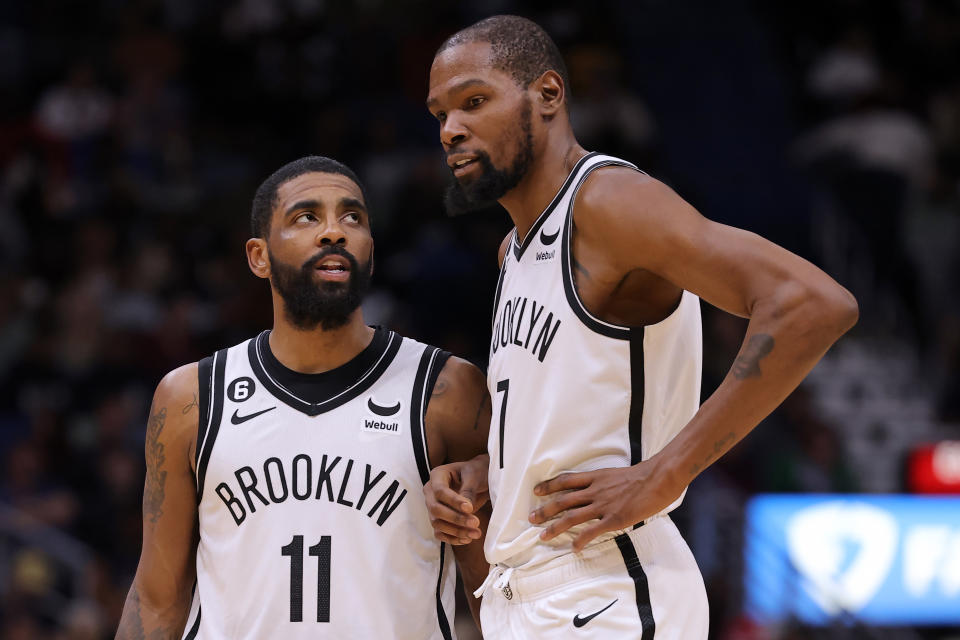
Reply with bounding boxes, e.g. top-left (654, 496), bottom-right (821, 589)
top-left (182, 584), bottom-right (201, 640)
top-left (195, 355), bottom-right (214, 472)
top-left (196, 349), bottom-right (228, 498)
top-left (491, 239), bottom-right (510, 334)
top-left (248, 330), bottom-right (402, 417)
top-left (435, 542), bottom-right (454, 640)
top-left (615, 533), bottom-right (656, 639)
top-left (560, 158), bottom-right (640, 340)
top-left (628, 328), bottom-right (647, 529)
top-left (628, 327), bottom-right (645, 467)
top-left (512, 151), bottom-right (601, 260)
top-left (409, 346), bottom-right (441, 485)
